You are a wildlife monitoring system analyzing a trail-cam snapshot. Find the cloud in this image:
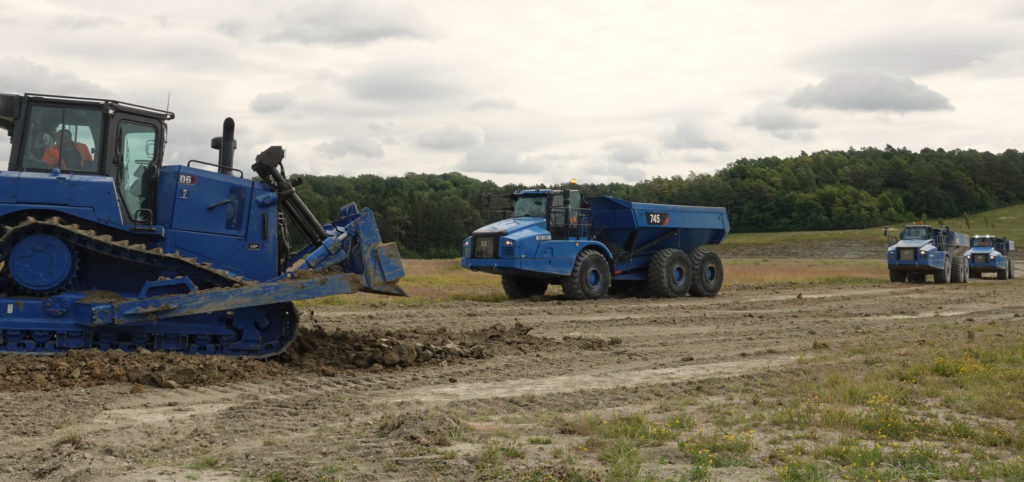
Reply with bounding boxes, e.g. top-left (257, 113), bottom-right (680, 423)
top-left (741, 101), bottom-right (818, 140)
top-left (787, 71), bottom-right (953, 112)
top-left (603, 138), bottom-right (653, 164)
top-left (468, 96), bottom-right (517, 110)
top-left (794, 32), bottom-right (1014, 76)
top-left (344, 63), bottom-right (467, 103)
top-left (0, 57), bottom-right (111, 98)
top-left (266, 0), bottom-right (433, 45)
top-left (315, 137), bottom-right (384, 158)
top-left (53, 15), bottom-right (123, 30)
top-left (250, 92), bottom-right (294, 113)
top-left (455, 145), bottom-right (539, 174)
top-left (417, 124), bottom-right (484, 150)
top-left (661, 120), bottom-right (728, 150)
